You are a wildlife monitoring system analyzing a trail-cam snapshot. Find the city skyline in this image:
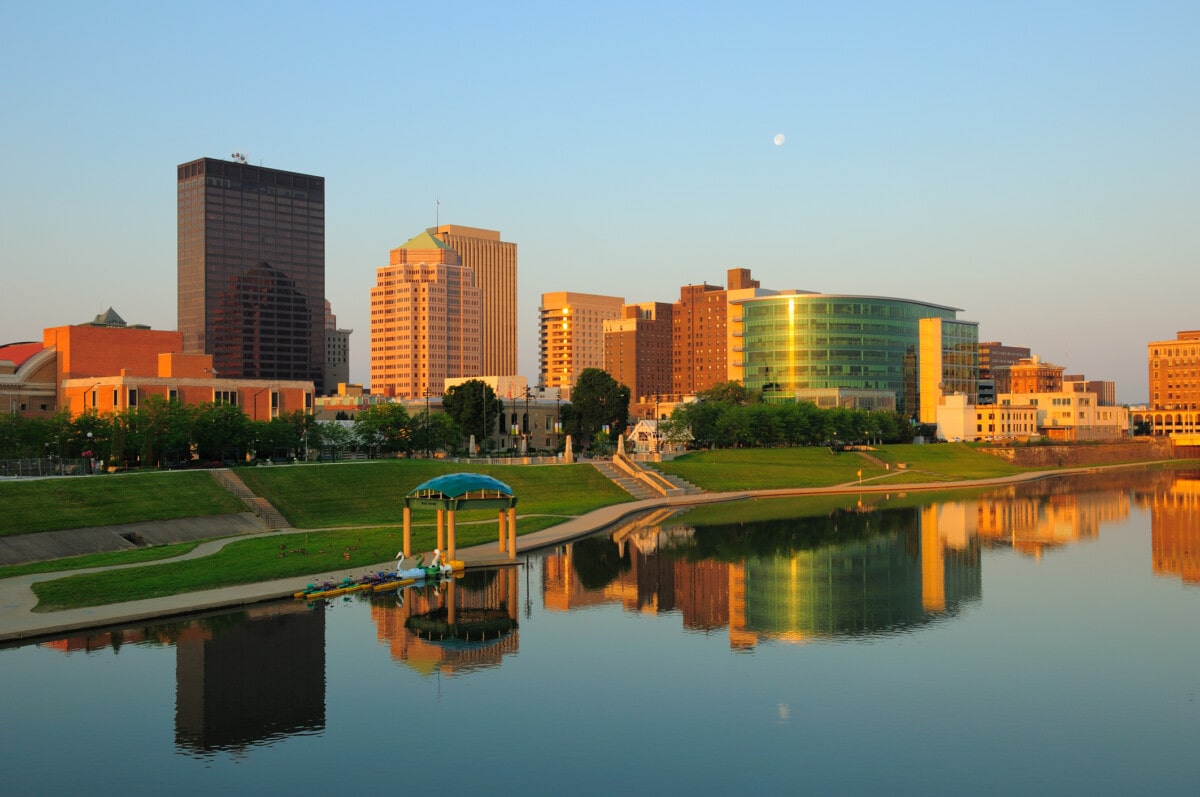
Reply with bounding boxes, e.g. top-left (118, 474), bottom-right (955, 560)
top-left (3, 3), bottom-right (1197, 404)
